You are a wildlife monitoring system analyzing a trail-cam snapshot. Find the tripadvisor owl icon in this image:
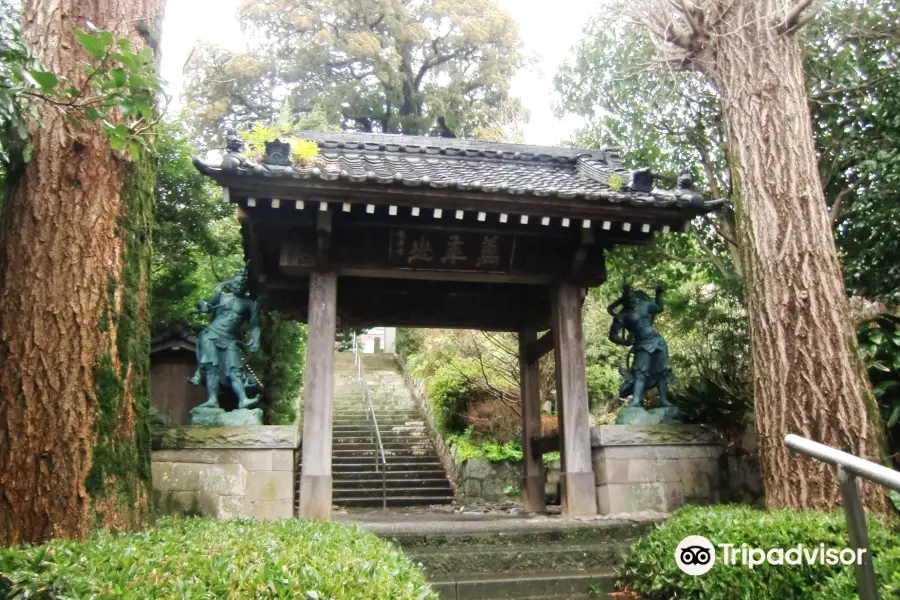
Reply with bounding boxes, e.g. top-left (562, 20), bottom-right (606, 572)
top-left (675, 535), bottom-right (716, 576)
